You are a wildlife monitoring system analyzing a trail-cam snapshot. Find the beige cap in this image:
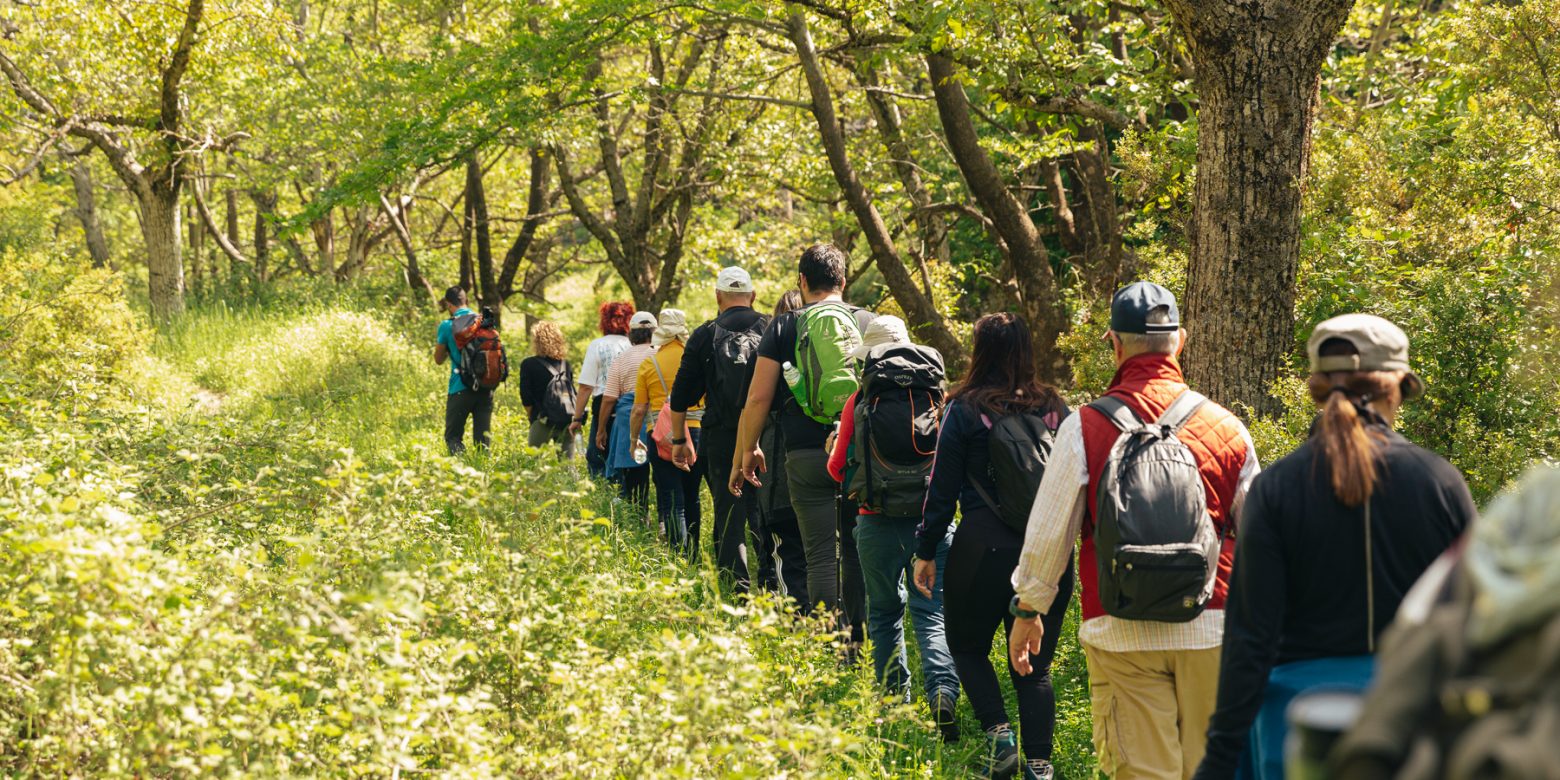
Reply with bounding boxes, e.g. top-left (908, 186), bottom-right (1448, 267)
top-left (629, 311), bottom-right (656, 329)
top-left (715, 266), bottom-right (754, 293)
top-left (1307, 313), bottom-right (1424, 399)
top-left (849, 315), bottom-right (910, 361)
